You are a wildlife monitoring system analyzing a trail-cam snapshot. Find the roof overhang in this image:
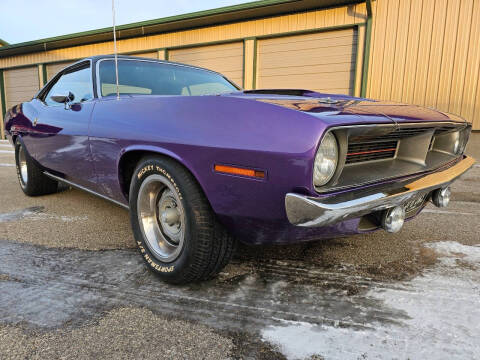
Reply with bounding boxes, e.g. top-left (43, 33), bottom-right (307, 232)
top-left (0, 0), bottom-right (364, 59)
